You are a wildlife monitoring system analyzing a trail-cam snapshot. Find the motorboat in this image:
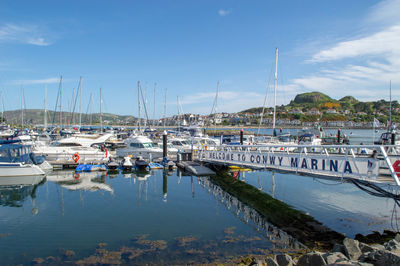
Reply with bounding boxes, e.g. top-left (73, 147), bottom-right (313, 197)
top-left (374, 131), bottom-right (400, 145)
top-left (0, 124), bottom-right (14, 139)
top-left (33, 139), bottom-right (110, 165)
top-left (298, 133), bottom-right (322, 145)
top-left (169, 137), bottom-right (192, 153)
top-left (0, 140), bottom-right (46, 178)
top-left (221, 134), bottom-right (254, 145)
top-left (156, 142), bottom-right (178, 156)
top-left (135, 157), bottom-right (149, 170)
top-left (107, 159), bottom-right (119, 170)
top-left (56, 133), bottom-right (113, 147)
top-left (116, 135), bottom-right (163, 159)
top-left (122, 156), bottom-right (133, 171)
